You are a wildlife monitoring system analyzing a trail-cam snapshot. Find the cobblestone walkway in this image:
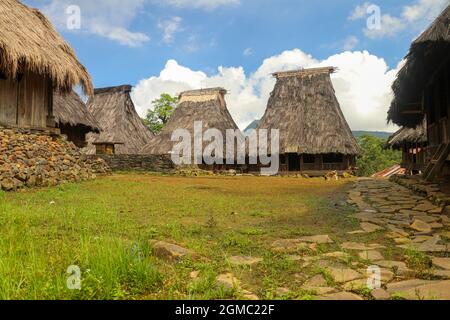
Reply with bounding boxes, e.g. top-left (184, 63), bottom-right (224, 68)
top-left (344, 178), bottom-right (450, 300)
